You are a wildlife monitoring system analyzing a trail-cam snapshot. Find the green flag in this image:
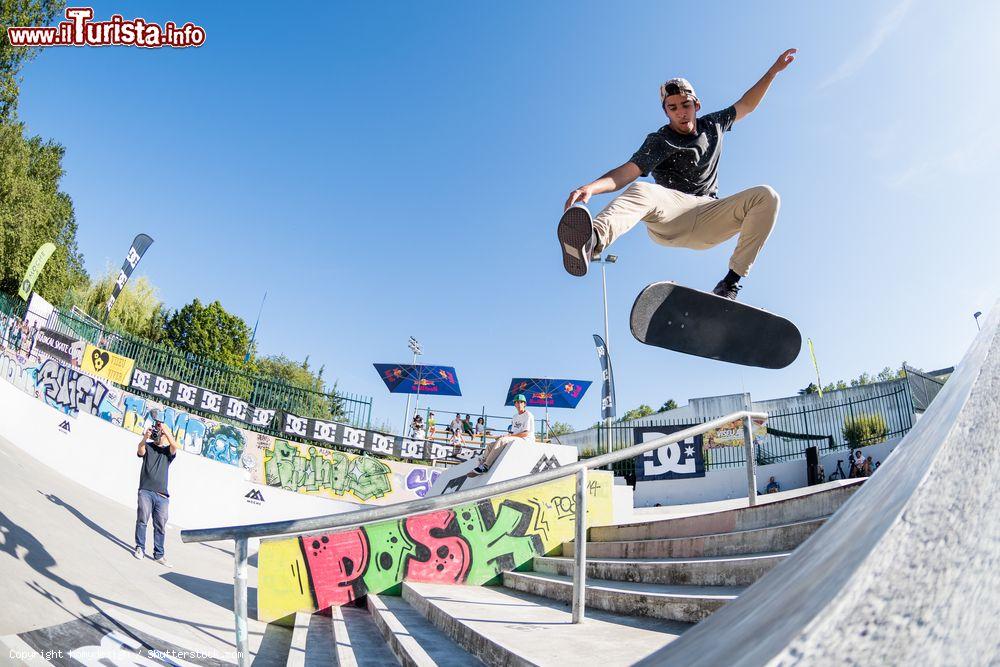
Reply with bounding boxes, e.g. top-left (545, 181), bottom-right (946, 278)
top-left (18, 242), bottom-right (56, 300)
top-left (808, 338), bottom-right (823, 398)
